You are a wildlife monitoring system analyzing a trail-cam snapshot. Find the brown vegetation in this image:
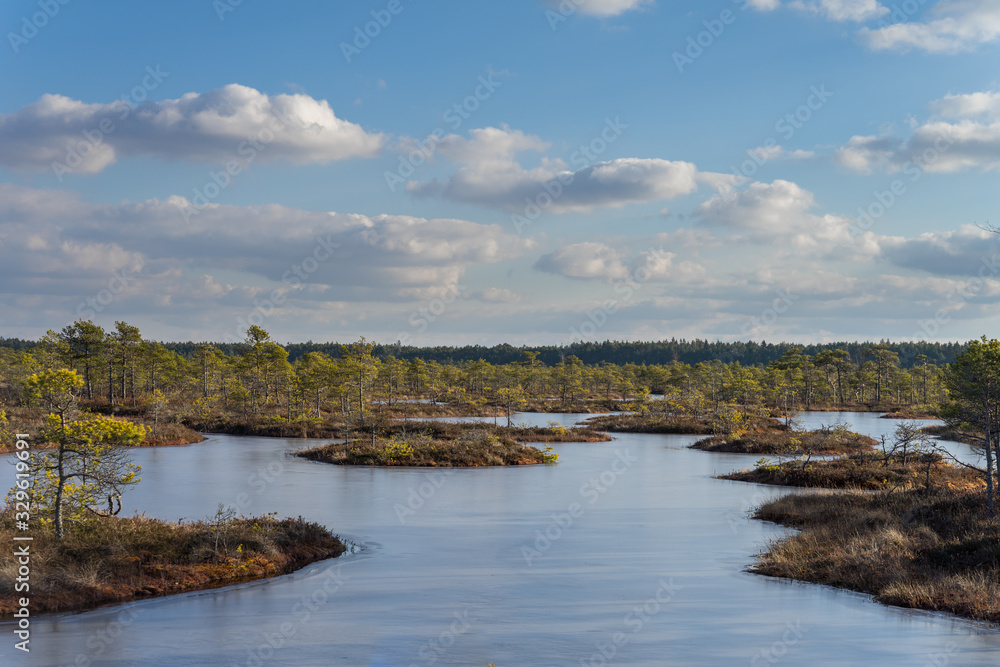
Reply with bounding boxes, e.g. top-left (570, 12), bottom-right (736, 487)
top-left (382, 420), bottom-right (610, 444)
top-left (692, 428), bottom-right (876, 456)
top-left (385, 402), bottom-right (493, 419)
top-left (921, 423), bottom-right (979, 447)
top-left (0, 509), bottom-right (345, 616)
top-left (583, 413), bottom-right (717, 434)
top-left (880, 408), bottom-right (940, 419)
top-left (0, 405), bottom-right (204, 453)
top-left (139, 422), bottom-right (206, 446)
top-left (751, 489), bottom-right (1000, 623)
top-left (382, 398), bottom-right (625, 419)
top-left (182, 414), bottom-right (341, 439)
top-left (521, 398), bottom-right (626, 414)
top-left (297, 427), bottom-right (563, 467)
top-left (721, 452), bottom-right (982, 491)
